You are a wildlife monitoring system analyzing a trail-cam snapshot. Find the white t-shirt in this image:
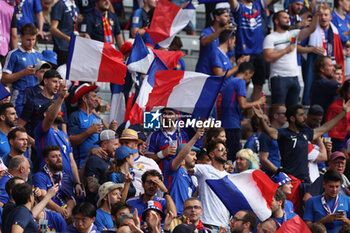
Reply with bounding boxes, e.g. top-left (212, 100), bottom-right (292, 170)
top-left (263, 29), bottom-right (300, 77)
top-left (194, 164), bottom-right (230, 227)
top-left (132, 154), bottom-right (162, 195)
